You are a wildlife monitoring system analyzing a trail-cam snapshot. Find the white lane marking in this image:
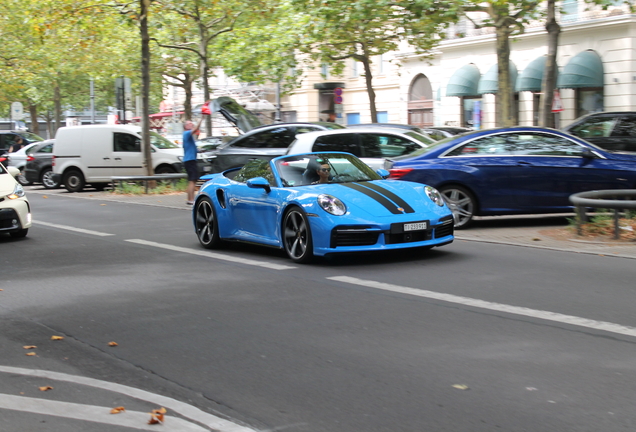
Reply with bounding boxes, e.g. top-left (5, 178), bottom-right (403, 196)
top-left (328, 276), bottom-right (636, 338)
top-left (0, 366), bottom-right (257, 432)
top-left (34, 220), bottom-right (114, 237)
top-left (126, 239), bottom-right (296, 270)
top-left (0, 394), bottom-right (207, 431)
